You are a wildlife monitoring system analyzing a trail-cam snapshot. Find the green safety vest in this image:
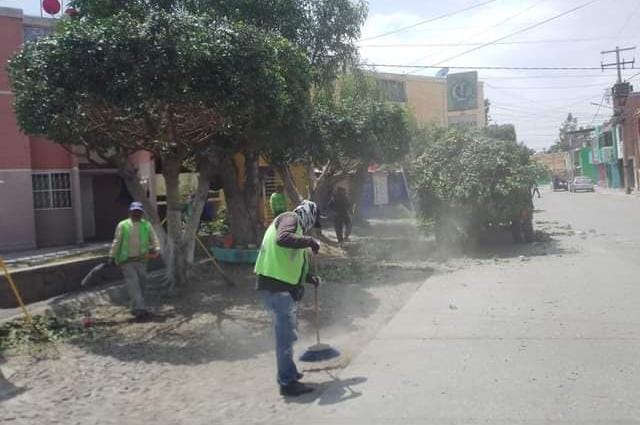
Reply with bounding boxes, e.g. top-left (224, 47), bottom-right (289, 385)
top-left (115, 218), bottom-right (152, 264)
top-left (254, 213), bottom-right (308, 286)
